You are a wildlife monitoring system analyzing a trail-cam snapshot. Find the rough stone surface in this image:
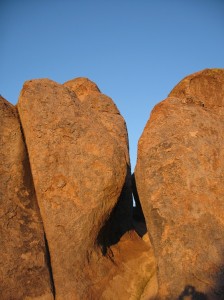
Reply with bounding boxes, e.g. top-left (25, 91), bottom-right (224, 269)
top-left (169, 68), bottom-right (224, 109)
top-left (64, 78), bottom-right (130, 163)
top-left (64, 77), bottom-right (100, 101)
top-left (64, 77), bottom-right (133, 246)
top-left (88, 230), bottom-right (157, 300)
top-left (135, 69), bottom-right (224, 299)
top-left (17, 79), bottom-right (129, 299)
top-left (0, 96), bottom-right (53, 300)
top-left (64, 78), bottom-right (157, 299)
